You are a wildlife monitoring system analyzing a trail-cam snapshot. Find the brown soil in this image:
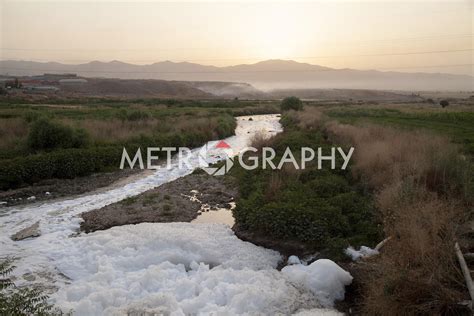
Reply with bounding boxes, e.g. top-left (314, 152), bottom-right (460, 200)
top-left (80, 172), bottom-right (238, 233)
top-left (0, 169), bottom-right (143, 207)
top-left (233, 224), bottom-right (319, 259)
